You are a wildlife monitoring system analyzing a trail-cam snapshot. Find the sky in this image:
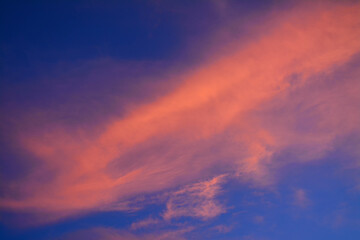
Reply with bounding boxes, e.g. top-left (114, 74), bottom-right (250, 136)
top-left (1, 0), bottom-right (360, 239)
